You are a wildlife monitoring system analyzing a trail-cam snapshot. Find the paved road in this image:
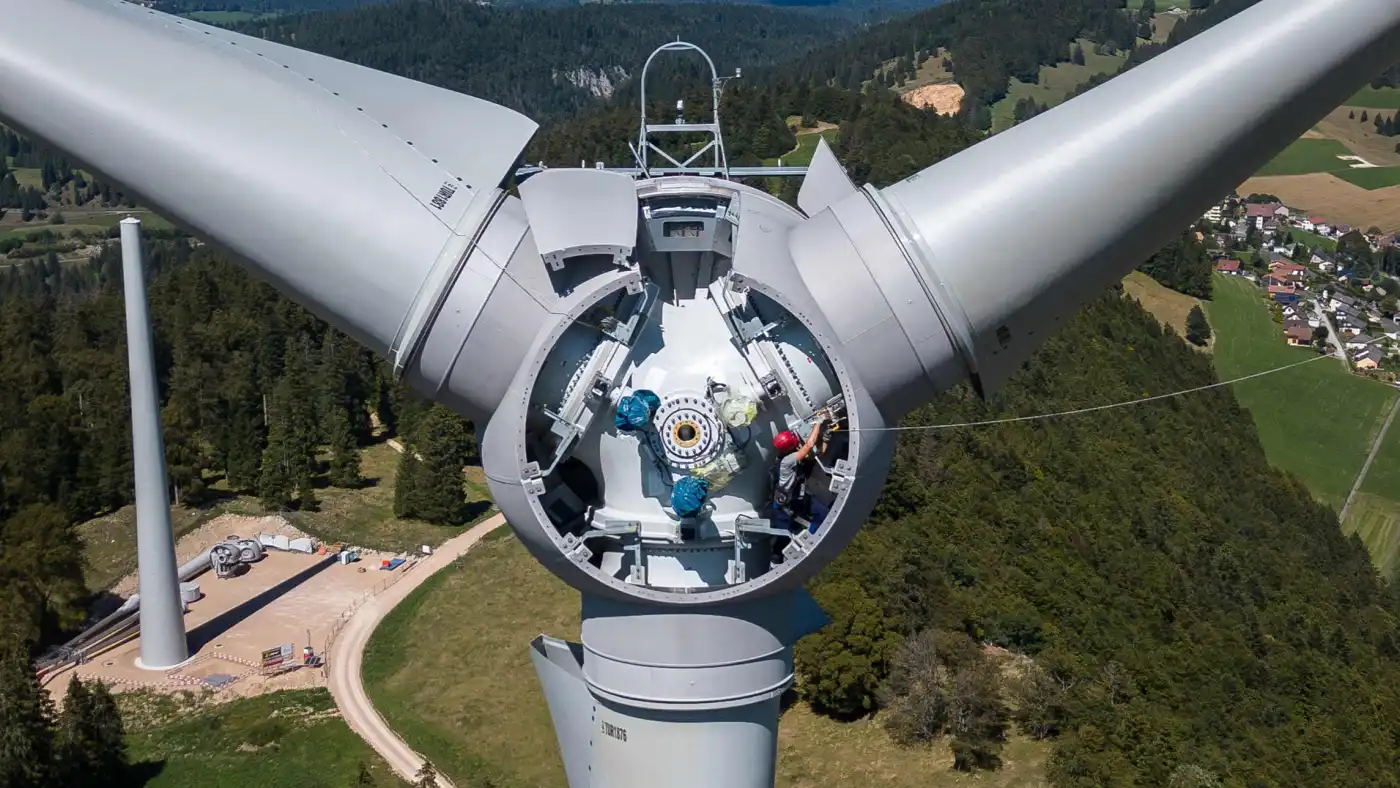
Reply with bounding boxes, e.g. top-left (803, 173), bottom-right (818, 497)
top-left (1341, 397), bottom-right (1400, 523)
top-left (1312, 297), bottom-right (1349, 370)
top-left (326, 514), bottom-right (507, 787)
